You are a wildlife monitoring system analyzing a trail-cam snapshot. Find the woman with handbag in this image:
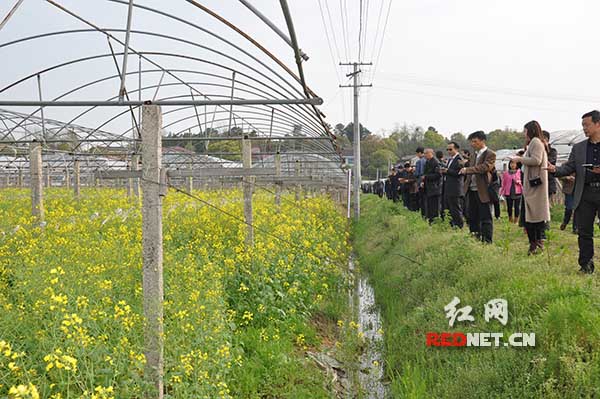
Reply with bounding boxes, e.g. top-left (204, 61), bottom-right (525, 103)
top-left (510, 120), bottom-right (550, 255)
